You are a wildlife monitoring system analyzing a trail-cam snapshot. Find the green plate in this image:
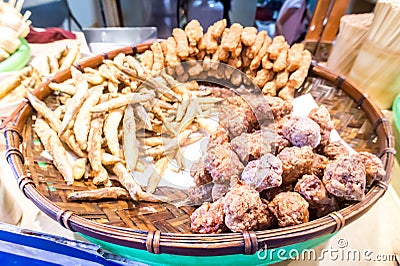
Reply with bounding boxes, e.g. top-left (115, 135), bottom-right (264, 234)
top-left (82, 233), bottom-right (335, 265)
top-left (0, 38), bottom-right (31, 72)
top-left (392, 92), bottom-right (400, 162)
